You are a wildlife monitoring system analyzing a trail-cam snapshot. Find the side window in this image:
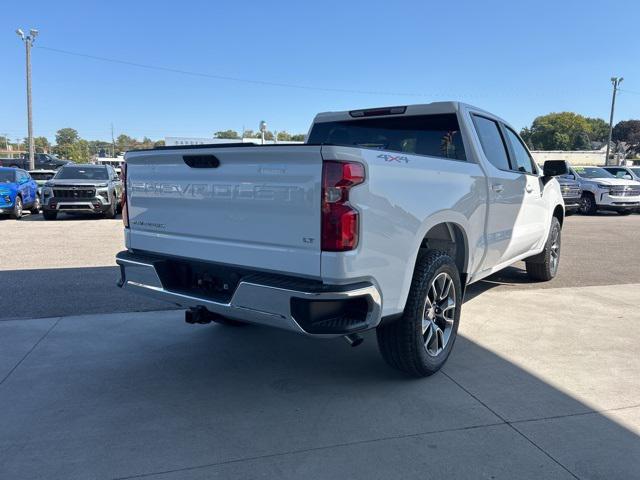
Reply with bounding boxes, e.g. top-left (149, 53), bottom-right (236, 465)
top-left (504, 127), bottom-right (536, 174)
top-left (471, 115), bottom-right (510, 171)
